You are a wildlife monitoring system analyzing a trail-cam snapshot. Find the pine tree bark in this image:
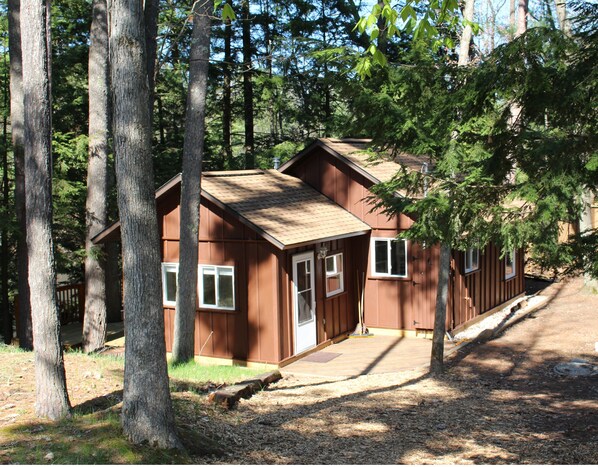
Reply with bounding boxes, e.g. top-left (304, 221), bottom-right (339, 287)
top-left (509, 0), bottom-right (516, 40)
top-left (1, 87), bottom-right (10, 345)
top-left (555, 0), bottom-right (570, 36)
top-left (21, 0), bottom-right (71, 420)
top-left (8, 0), bottom-right (32, 350)
top-left (517, 0), bottom-right (528, 37)
top-left (223, 18), bottom-right (232, 168)
top-left (109, 0), bottom-right (181, 448)
top-left (430, 243), bottom-right (451, 374)
top-left (145, 0), bottom-right (159, 114)
top-left (172, 0), bottom-right (211, 364)
top-left (105, 241), bottom-right (122, 322)
top-left (82, 0), bottom-right (110, 353)
top-left (241, 0), bottom-right (255, 169)
top-left (458, 0), bottom-right (475, 66)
